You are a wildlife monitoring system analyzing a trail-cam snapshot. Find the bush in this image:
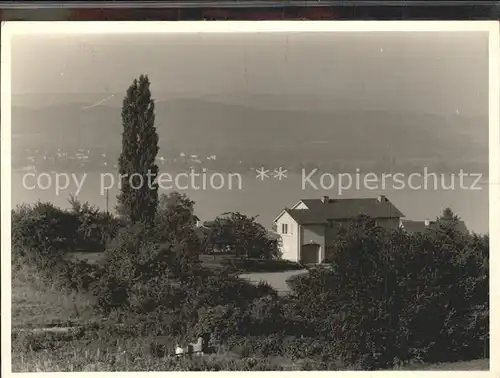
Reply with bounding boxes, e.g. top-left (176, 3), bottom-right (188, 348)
top-left (248, 295), bottom-right (284, 335)
top-left (225, 258), bottom-right (303, 273)
top-left (190, 304), bottom-right (251, 345)
top-left (285, 267), bottom-right (342, 337)
top-left (155, 192), bottom-right (198, 238)
top-left (207, 212), bottom-right (281, 259)
top-left (11, 199), bottom-right (121, 270)
top-left (155, 232), bottom-right (202, 280)
top-left (93, 222), bottom-right (158, 312)
top-left (182, 274), bottom-right (281, 343)
top-left (68, 195), bottom-right (124, 251)
top-left (283, 336), bottom-right (336, 361)
top-left (129, 277), bottom-right (184, 314)
top-left (147, 192), bottom-right (204, 279)
top-left (185, 273), bottom-right (278, 311)
top-left (396, 230), bottom-right (489, 364)
top-left (95, 219), bottom-right (201, 314)
top-left (12, 202), bottom-right (79, 270)
top-left (231, 335), bottom-right (285, 358)
top-left (55, 260), bottom-right (103, 292)
top-left (288, 214), bottom-right (489, 369)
